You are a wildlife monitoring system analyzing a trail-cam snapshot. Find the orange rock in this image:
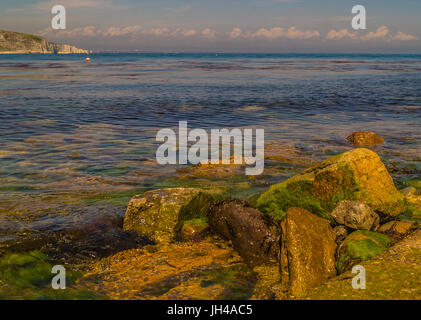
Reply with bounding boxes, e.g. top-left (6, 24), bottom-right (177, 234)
top-left (346, 131), bottom-right (384, 146)
top-left (279, 207), bottom-right (337, 299)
